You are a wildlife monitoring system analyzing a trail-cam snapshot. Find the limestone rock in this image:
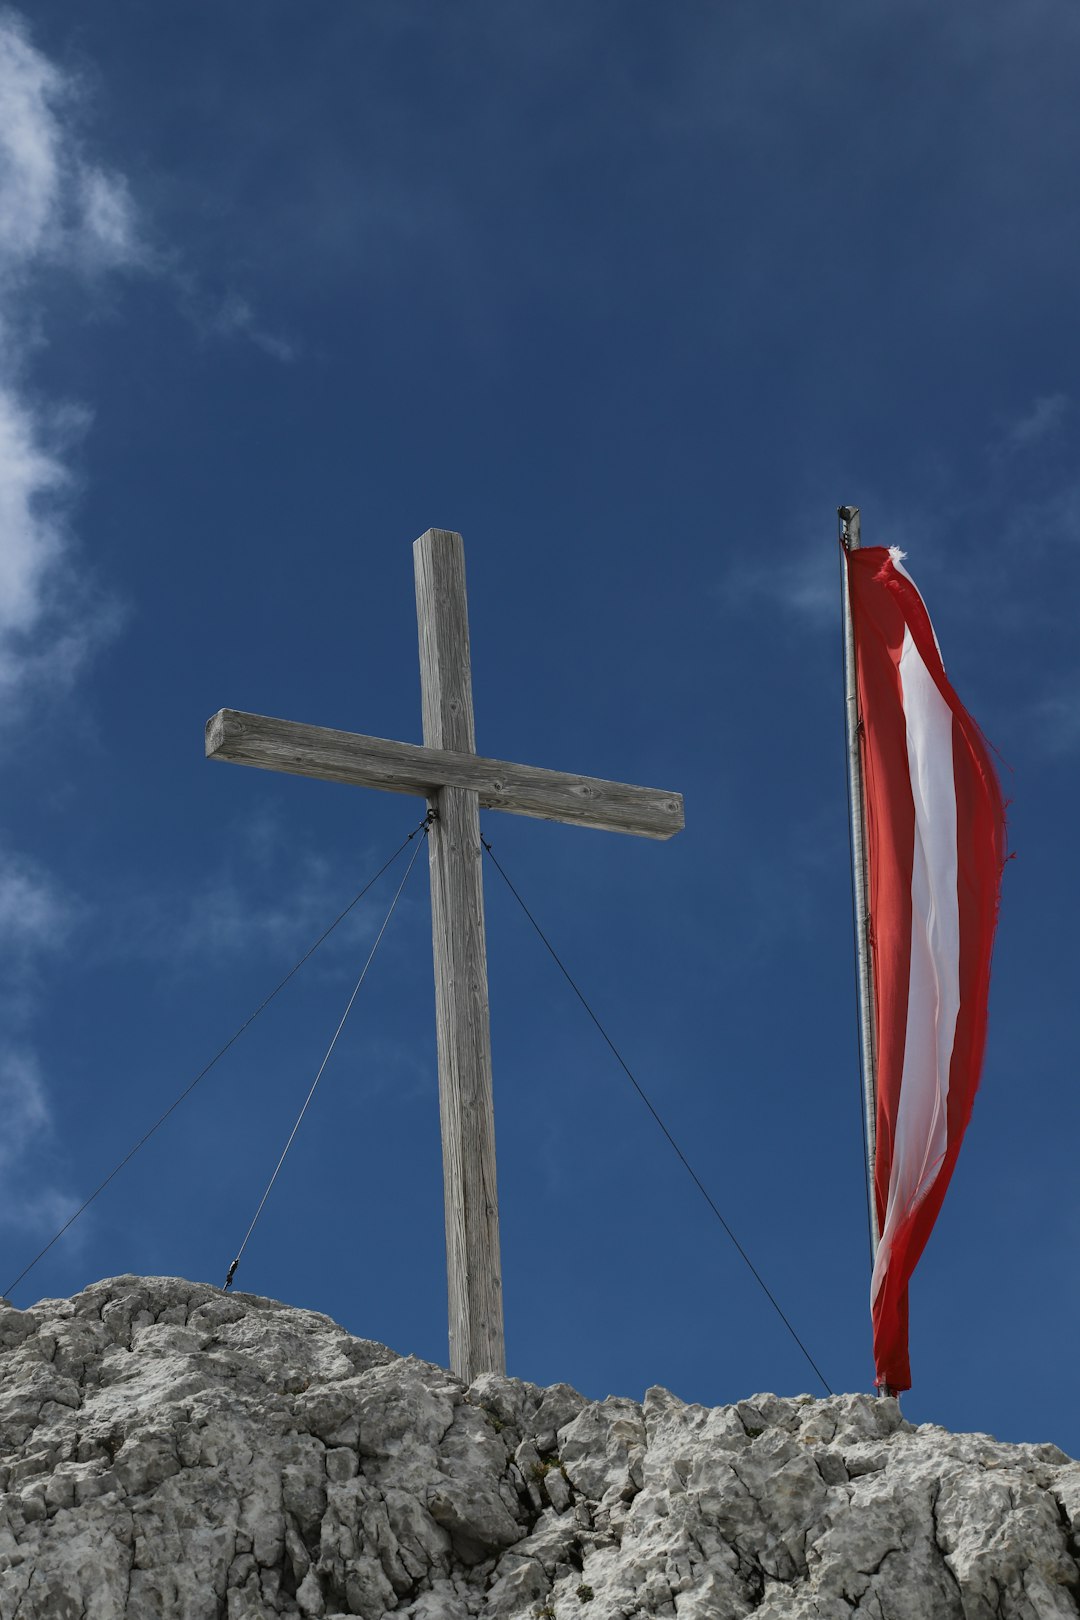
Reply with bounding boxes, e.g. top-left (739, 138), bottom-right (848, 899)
top-left (0, 1276), bottom-right (1076, 1618)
